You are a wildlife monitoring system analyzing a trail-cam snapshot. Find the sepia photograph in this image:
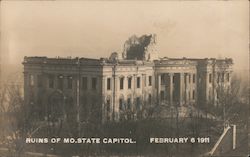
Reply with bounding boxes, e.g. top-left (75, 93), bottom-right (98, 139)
top-left (0, 1), bottom-right (249, 157)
